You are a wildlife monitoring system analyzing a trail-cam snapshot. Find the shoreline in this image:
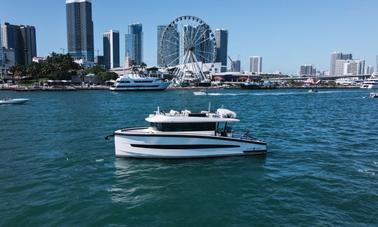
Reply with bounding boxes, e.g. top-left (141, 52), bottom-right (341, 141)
top-left (0, 85), bottom-right (362, 92)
